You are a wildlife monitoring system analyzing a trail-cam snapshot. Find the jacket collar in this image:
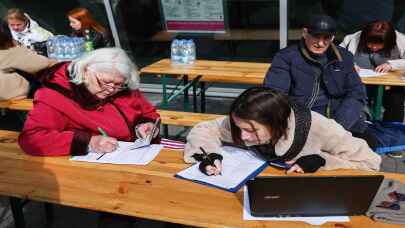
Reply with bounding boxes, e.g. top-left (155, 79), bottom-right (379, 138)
top-left (299, 38), bottom-right (343, 65)
top-left (274, 109), bottom-right (295, 156)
